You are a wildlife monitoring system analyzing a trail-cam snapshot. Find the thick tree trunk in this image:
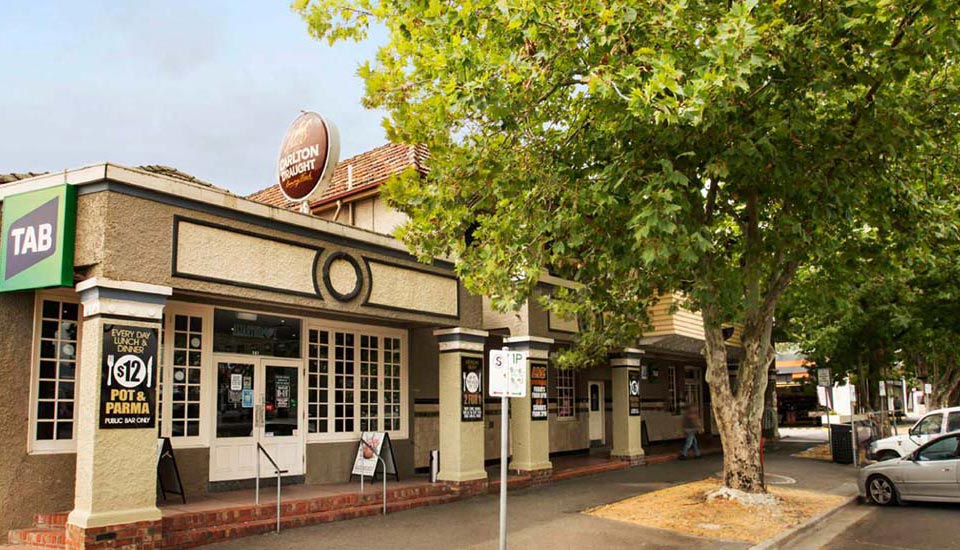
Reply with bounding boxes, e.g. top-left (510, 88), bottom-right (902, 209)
top-left (703, 307), bottom-right (774, 493)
